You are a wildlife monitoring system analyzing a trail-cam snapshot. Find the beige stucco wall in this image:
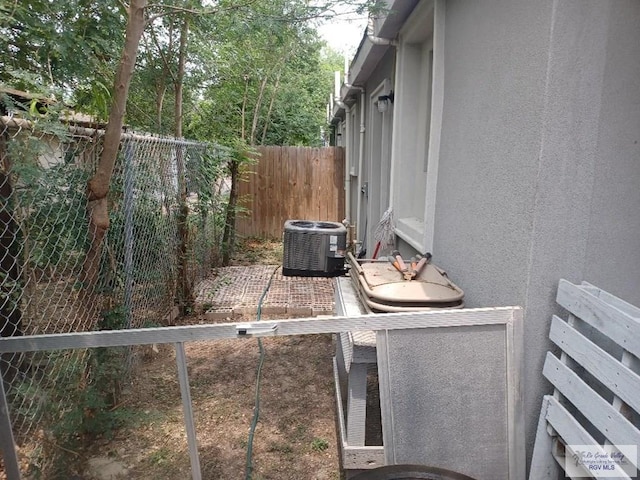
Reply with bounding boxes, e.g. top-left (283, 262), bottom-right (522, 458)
top-left (430, 0), bottom-right (640, 467)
